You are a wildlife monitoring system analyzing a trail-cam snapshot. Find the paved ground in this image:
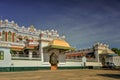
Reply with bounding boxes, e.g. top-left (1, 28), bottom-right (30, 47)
top-left (0, 69), bottom-right (120, 80)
